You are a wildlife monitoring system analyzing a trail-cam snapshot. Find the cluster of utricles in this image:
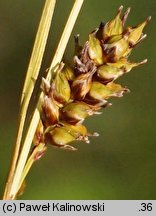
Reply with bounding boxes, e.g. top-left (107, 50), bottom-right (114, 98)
top-left (33, 6), bottom-right (150, 151)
